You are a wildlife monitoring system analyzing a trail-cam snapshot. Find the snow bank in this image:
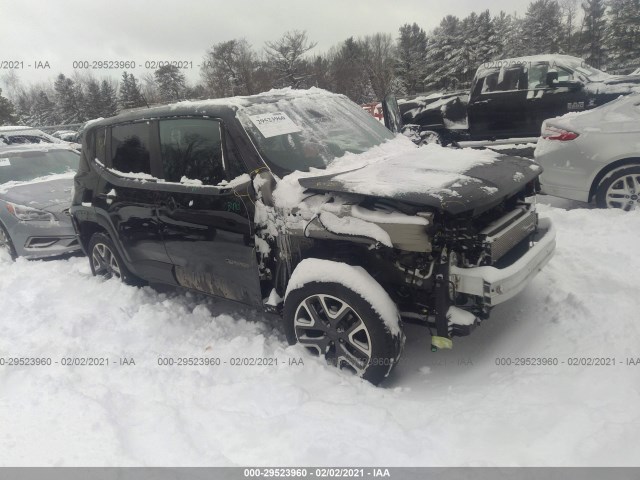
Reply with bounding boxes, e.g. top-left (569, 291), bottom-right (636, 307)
top-left (1, 202), bottom-right (640, 466)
